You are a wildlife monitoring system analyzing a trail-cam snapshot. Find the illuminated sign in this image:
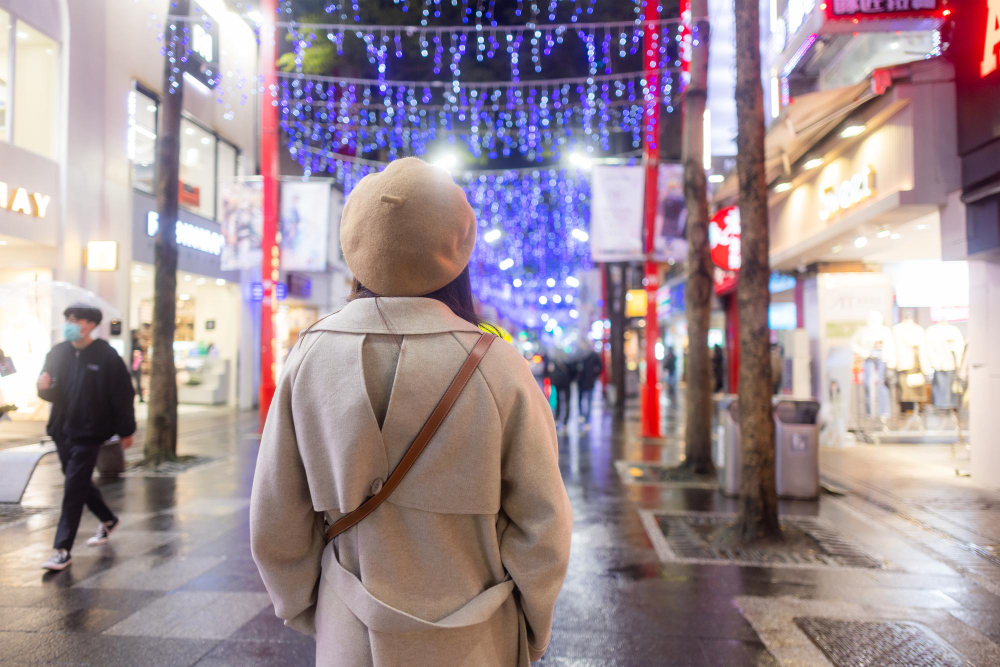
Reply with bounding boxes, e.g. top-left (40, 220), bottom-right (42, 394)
top-left (625, 289), bottom-right (648, 318)
top-left (818, 166), bottom-right (875, 221)
top-left (146, 211), bottom-right (225, 256)
top-left (826, 0), bottom-right (941, 20)
top-left (192, 23), bottom-right (214, 63)
top-left (709, 205), bottom-right (741, 271)
top-left (0, 182), bottom-right (52, 218)
top-left (984, 0), bottom-right (1000, 78)
top-left (86, 241), bottom-right (119, 271)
